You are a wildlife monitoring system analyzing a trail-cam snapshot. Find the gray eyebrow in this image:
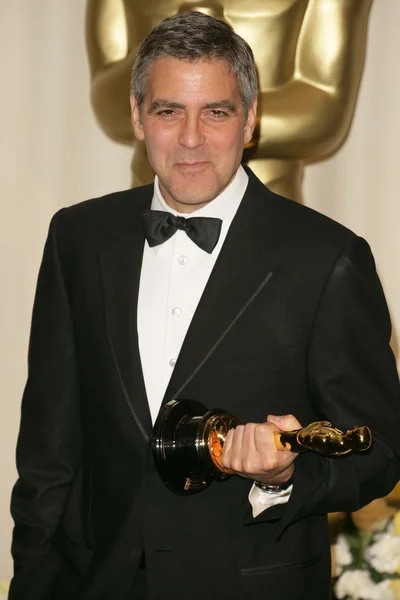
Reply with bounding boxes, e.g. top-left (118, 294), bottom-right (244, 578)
top-left (148, 100), bottom-right (185, 113)
top-left (147, 99), bottom-right (239, 114)
top-left (202, 101), bottom-right (238, 114)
